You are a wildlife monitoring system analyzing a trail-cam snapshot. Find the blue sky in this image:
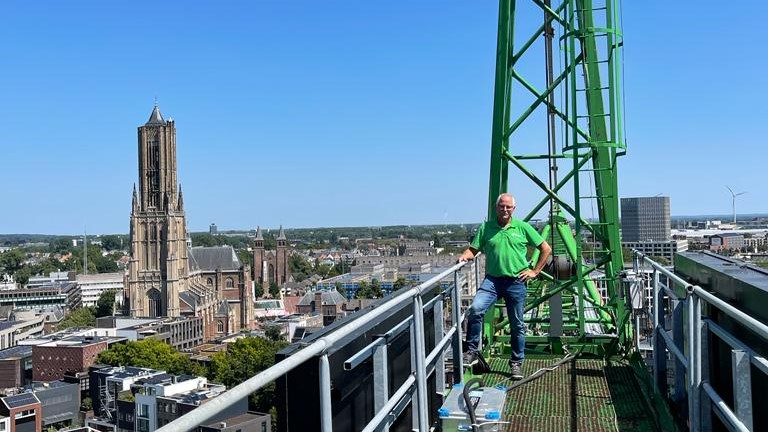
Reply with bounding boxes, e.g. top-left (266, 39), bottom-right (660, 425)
top-left (1, 1), bottom-right (765, 235)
